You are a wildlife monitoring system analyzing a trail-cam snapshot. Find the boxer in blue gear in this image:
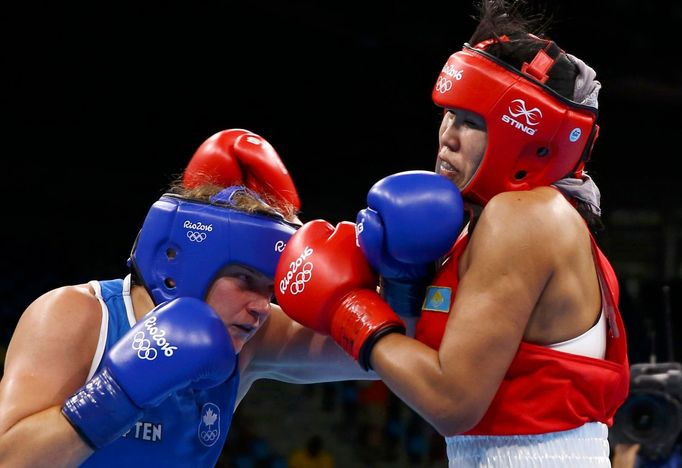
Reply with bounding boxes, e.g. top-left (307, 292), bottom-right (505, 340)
top-left (0, 180), bottom-right (376, 467)
top-left (67, 281), bottom-right (238, 466)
